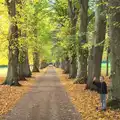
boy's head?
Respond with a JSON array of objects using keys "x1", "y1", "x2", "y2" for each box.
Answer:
[{"x1": 100, "y1": 76, "x2": 104, "y2": 82}]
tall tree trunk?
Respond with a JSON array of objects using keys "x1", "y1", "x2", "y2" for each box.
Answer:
[
  {"x1": 60, "y1": 59, "x2": 64, "y2": 69},
  {"x1": 108, "y1": 0, "x2": 120, "y2": 101},
  {"x1": 74, "y1": 0, "x2": 88, "y2": 84},
  {"x1": 19, "y1": 49, "x2": 31, "y2": 80},
  {"x1": 68, "y1": 0, "x2": 78, "y2": 78},
  {"x1": 40, "y1": 60, "x2": 48, "y2": 69},
  {"x1": 32, "y1": 51, "x2": 40, "y2": 72},
  {"x1": 16, "y1": 0, "x2": 31, "y2": 80},
  {"x1": 87, "y1": 0, "x2": 106, "y2": 88},
  {"x1": 87, "y1": 46, "x2": 94, "y2": 88},
  {"x1": 63, "y1": 57, "x2": 70, "y2": 74},
  {"x1": 69, "y1": 54, "x2": 77, "y2": 78},
  {"x1": 55, "y1": 60, "x2": 60, "y2": 68},
  {"x1": 3, "y1": 0, "x2": 20, "y2": 86},
  {"x1": 69, "y1": 35, "x2": 77, "y2": 78},
  {"x1": 32, "y1": 4, "x2": 41, "y2": 72}
]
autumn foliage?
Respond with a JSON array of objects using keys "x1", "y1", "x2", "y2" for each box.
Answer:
[
  {"x1": 0, "y1": 78, "x2": 34, "y2": 116},
  {"x1": 56, "y1": 68, "x2": 120, "y2": 120},
  {"x1": 0, "y1": 68, "x2": 47, "y2": 117}
]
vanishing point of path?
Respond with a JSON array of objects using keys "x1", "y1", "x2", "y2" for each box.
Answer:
[{"x1": 3, "y1": 67, "x2": 81, "y2": 120}]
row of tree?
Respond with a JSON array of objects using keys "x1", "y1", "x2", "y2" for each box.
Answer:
[
  {"x1": 52, "y1": 0, "x2": 120, "y2": 102},
  {"x1": 2, "y1": 0, "x2": 52, "y2": 85},
  {"x1": 1, "y1": 0, "x2": 120, "y2": 105}
]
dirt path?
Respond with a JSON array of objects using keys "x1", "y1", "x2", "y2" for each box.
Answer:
[{"x1": 3, "y1": 67, "x2": 81, "y2": 120}]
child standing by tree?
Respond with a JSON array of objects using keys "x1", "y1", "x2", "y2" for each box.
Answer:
[{"x1": 93, "y1": 76, "x2": 107, "y2": 111}]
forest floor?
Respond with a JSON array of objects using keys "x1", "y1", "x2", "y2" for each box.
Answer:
[
  {"x1": 0, "y1": 68, "x2": 46, "y2": 117},
  {"x1": 1, "y1": 66, "x2": 119, "y2": 120},
  {"x1": 1, "y1": 66, "x2": 80, "y2": 120},
  {"x1": 56, "y1": 68, "x2": 120, "y2": 120}
]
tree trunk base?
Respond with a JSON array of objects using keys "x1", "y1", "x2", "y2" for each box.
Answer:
[
  {"x1": 32, "y1": 68, "x2": 40, "y2": 72},
  {"x1": 25, "y1": 73, "x2": 32, "y2": 78},
  {"x1": 68, "y1": 75, "x2": 76, "y2": 79},
  {"x1": 73, "y1": 78, "x2": 85, "y2": 84},
  {"x1": 25, "y1": 74, "x2": 31, "y2": 78},
  {"x1": 19, "y1": 77, "x2": 27, "y2": 81},
  {"x1": 107, "y1": 99, "x2": 120, "y2": 110},
  {"x1": 63, "y1": 70, "x2": 69, "y2": 74},
  {"x1": 19, "y1": 73, "x2": 31, "y2": 81},
  {"x1": 32, "y1": 70, "x2": 40, "y2": 72},
  {"x1": 2, "y1": 80, "x2": 21, "y2": 86}
]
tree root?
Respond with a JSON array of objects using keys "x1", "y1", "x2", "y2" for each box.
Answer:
[
  {"x1": 32, "y1": 70, "x2": 40, "y2": 72},
  {"x1": 63, "y1": 70, "x2": 69, "y2": 74},
  {"x1": 19, "y1": 77, "x2": 27, "y2": 81},
  {"x1": 1, "y1": 80, "x2": 21, "y2": 86},
  {"x1": 73, "y1": 78, "x2": 85, "y2": 84},
  {"x1": 68, "y1": 76, "x2": 76, "y2": 79},
  {"x1": 107, "y1": 99, "x2": 120, "y2": 109}
]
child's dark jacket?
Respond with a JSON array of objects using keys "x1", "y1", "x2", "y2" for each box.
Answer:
[{"x1": 93, "y1": 81, "x2": 107, "y2": 94}]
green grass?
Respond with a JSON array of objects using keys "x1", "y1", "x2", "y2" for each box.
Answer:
[{"x1": 101, "y1": 63, "x2": 111, "y2": 75}]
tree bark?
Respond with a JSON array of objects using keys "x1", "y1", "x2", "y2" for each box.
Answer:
[
  {"x1": 87, "y1": 0, "x2": 106, "y2": 88},
  {"x1": 63, "y1": 57, "x2": 70, "y2": 74},
  {"x1": 87, "y1": 46, "x2": 94, "y2": 88},
  {"x1": 32, "y1": 51, "x2": 40, "y2": 72},
  {"x1": 3, "y1": 0, "x2": 20, "y2": 86},
  {"x1": 55, "y1": 60, "x2": 60, "y2": 68},
  {"x1": 60, "y1": 59, "x2": 64, "y2": 69},
  {"x1": 68, "y1": 0, "x2": 78, "y2": 78},
  {"x1": 40, "y1": 60, "x2": 48, "y2": 69},
  {"x1": 75, "y1": 0, "x2": 89, "y2": 84},
  {"x1": 16, "y1": 0, "x2": 31, "y2": 80},
  {"x1": 19, "y1": 49, "x2": 31, "y2": 80},
  {"x1": 69, "y1": 54, "x2": 77, "y2": 78},
  {"x1": 108, "y1": 0, "x2": 120, "y2": 100}
]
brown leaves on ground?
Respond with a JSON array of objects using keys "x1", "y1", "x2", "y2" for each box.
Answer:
[
  {"x1": 56, "y1": 68, "x2": 120, "y2": 120},
  {"x1": 0, "y1": 68, "x2": 47, "y2": 116},
  {"x1": 0, "y1": 78, "x2": 34, "y2": 116}
]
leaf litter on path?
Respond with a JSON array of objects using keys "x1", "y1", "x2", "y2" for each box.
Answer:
[
  {"x1": 56, "y1": 68, "x2": 120, "y2": 120},
  {"x1": 0, "y1": 68, "x2": 47, "y2": 117},
  {"x1": 0, "y1": 78, "x2": 34, "y2": 116}
]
